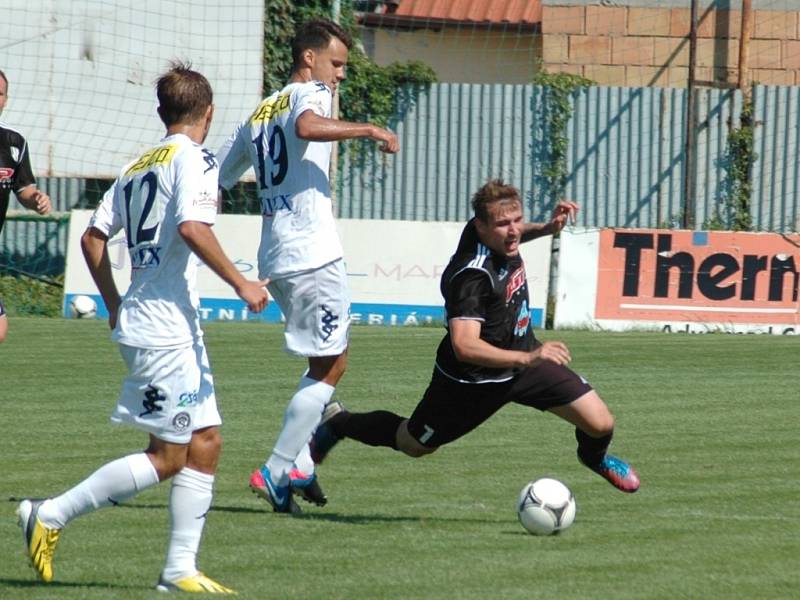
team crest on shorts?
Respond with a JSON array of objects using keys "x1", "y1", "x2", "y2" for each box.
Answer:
[{"x1": 172, "y1": 412, "x2": 192, "y2": 431}]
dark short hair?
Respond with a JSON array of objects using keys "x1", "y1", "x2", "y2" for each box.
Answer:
[
  {"x1": 0, "y1": 69, "x2": 8, "y2": 90},
  {"x1": 155, "y1": 61, "x2": 212, "y2": 127},
  {"x1": 471, "y1": 179, "x2": 522, "y2": 222},
  {"x1": 292, "y1": 19, "x2": 353, "y2": 68}
]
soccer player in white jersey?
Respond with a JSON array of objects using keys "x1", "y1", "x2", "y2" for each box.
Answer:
[
  {"x1": 16, "y1": 62, "x2": 269, "y2": 593},
  {"x1": 217, "y1": 18, "x2": 399, "y2": 513}
]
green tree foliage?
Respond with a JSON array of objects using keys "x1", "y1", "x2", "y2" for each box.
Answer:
[
  {"x1": 532, "y1": 69, "x2": 595, "y2": 205},
  {"x1": 708, "y1": 98, "x2": 755, "y2": 231}
]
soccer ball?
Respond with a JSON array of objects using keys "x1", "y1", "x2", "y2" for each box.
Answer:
[
  {"x1": 69, "y1": 295, "x2": 97, "y2": 319},
  {"x1": 517, "y1": 477, "x2": 576, "y2": 536}
]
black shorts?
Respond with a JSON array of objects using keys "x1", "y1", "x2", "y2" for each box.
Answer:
[{"x1": 406, "y1": 361, "x2": 593, "y2": 448}]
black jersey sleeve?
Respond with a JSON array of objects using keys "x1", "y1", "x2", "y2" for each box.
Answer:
[
  {"x1": 13, "y1": 139, "x2": 35, "y2": 192},
  {"x1": 445, "y1": 268, "x2": 492, "y2": 320}
]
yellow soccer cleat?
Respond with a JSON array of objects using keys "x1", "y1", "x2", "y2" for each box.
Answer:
[
  {"x1": 156, "y1": 572, "x2": 237, "y2": 594},
  {"x1": 17, "y1": 499, "x2": 61, "y2": 583}
]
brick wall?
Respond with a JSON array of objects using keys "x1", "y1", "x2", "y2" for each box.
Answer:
[{"x1": 542, "y1": 5, "x2": 800, "y2": 87}]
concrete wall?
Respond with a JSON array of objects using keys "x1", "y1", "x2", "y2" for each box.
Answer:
[
  {"x1": 363, "y1": 28, "x2": 541, "y2": 84},
  {"x1": 542, "y1": 4, "x2": 800, "y2": 87}
]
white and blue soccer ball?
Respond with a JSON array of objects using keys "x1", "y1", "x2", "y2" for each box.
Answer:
[
  {"x1": 69, "y1": 295, "x2": 97, "y2": 319},
  {"x1": 517, "y1": 477, "x2": 576, "y2": 536}
]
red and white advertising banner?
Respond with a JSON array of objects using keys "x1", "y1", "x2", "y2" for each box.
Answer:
[{"x1": 555, "y1": 228, "x2": 800, "y2": 335}]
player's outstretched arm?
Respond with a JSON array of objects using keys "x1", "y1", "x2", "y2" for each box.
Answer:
[
  {"x1": 520, "y1": 200, "x2": 579, "y2": 243},
  {"x1": 81, "y1": 227, "x2": 121, "y2": 329},
  {"x1": 295, "y1": 110, "x2": 399, "y2": 153},
  {"x1": 178, "y1": 221, "x2": 269, "y2": 313},
  {"x1": 450, "y1": 319, "x2": 572, "y2": 369}
]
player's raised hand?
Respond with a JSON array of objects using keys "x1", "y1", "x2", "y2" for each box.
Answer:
[
  {"x1": 237, "y1": 278, "x2": 270, "y2": 313},
  {"x1": 549, "y1": 200, "x2": 579, "y2": 233},
  {"x1": 528, "y1": 340, "x2": 572, "y2": 367}
]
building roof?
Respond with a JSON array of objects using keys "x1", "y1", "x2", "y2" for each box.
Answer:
[{"x1": 359, "y1": 0, "x2": 542, "y2": 31}]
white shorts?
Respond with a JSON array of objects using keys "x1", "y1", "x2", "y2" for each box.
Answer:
[
  {"x1": 268, "y1": 259, "x2": 351, "y2": 357},
  {"x1": 113, "y1": 340, "x2": 221, "y2": 444}
]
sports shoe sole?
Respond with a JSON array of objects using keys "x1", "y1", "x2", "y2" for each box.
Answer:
[{"x1": 291, "y1": 477, "x2": 328, "y2": 507}]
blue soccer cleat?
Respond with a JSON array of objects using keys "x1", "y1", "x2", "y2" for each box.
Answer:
[
  {"x1": 249, "y1": 465, "x2": 301, "y2": 514},
  {"x1": 582, "y1": 454, "x2": 640, "y2": 493}
]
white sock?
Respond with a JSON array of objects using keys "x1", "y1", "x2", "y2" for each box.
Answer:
[
  {"x1": 267, "y1": 376, "x2": 334, "y2": 485},
  {"x1": 294, "y1": 442, "x2": 315, "y2": 476},
  {"x1": 38, "y1": 453, "x2": 159, "y2": 529},
  {"x1": 162, "y1": 467, "x2": 214, "y2": 582}
]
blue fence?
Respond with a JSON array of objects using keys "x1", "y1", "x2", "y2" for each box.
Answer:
[{"x1": 338, "y1": 83, "x2": 797, "y2": 232}]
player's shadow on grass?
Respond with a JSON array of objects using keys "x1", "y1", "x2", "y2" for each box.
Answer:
[
  {"x1": 115, "y1": 501, "x2": 425, "y2": 524},
  {"x1": 8, "y1": 497, "x2": 504, "y2": 525},
  {"x1": 0, "y1": 577, "x2": 143, "y2": 591}
]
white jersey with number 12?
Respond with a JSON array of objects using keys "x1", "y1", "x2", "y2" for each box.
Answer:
[{"x1": 89, "y1": 133, "x2": 219, "y2": 349}]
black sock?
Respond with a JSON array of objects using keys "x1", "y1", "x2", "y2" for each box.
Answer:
[
  {"x1": 332, "y1": 411, "x2": 405, "y2": 450},
  {"x1": 575, "y1": 428, "x2": 613, "y2": 470}
]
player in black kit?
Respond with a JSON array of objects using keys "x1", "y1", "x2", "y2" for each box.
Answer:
[
  {"x1": 0, "y1": 69, "x2": 52, "y2": 342},
  {"x1": 311, "y1": 179, "x2": 640, "y2": 493}
]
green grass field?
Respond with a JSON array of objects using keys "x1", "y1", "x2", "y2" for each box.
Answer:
[{"x1": 1, "y1": 318, "x2": 798, "y2": 599}]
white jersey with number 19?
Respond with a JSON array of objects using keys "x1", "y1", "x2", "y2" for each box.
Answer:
[
  {"x1": 89, "y1": 133, "x2": 220, "y2": 349},
  {"x1": 217, "y1": 80, "x2": 343, "y2": 280}
]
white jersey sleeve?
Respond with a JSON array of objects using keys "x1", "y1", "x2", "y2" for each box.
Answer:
[
  {"x1": 174, "y1": 146, "x2": 219, "y2": 226},
  {"x1": 217, "y1": 119, "x2": 252, "y2": 191},
  {"x1": 88, "y1": 179, "x2": 123, "y2": 238},
  {"x1": 292, "y1": 82, "x2": 330, "y2": 120}
]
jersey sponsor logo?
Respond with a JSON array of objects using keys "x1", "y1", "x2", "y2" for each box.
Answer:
[
  {"x1": 177, "y1": 391, "x2": 199, "y2": 407},
  {"x1": 506, "y1": 266, "x2": 526, "y2": 302},
  {"x1": 193, "y1": 189, "x2": 217, "y2": 209},
  {"x1": 0, "y1": 167, "x2": 13, "y2": 181},
  {"x1": 124, "y1": 144, "x2": 178, "y2": 176},
  {"x1": 514, "y1": 300, "x2": 531, "y2": 337},
  {"x1": 260, "y1": 193, "x2": 293, "y2": 216},
  {"x1": 251, "y1": 93, "x2": 291, "y2": 125},
  {"x1": 131, "y1": 244, "x2": 162, "y2": 270}
]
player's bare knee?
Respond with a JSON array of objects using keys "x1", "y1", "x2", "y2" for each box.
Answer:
[
  {"x1": 402, "y1": 444, "x2": 437, "y2": 458},
  {"x1": 186, "y1": 427, "x2": 222, "y2": 474},
  {"x1": 147, "y1": 451, "x2": 186, "y2": 480},
  {"x1": 396, "y1": 420, "x2": 436, "y2": 458},
  {"x1": 585, "y1": 412, "x2": 615, "y2": 438},
  {"x1": 308, "y1": 352, "x2": 348, "y2": 385}
]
